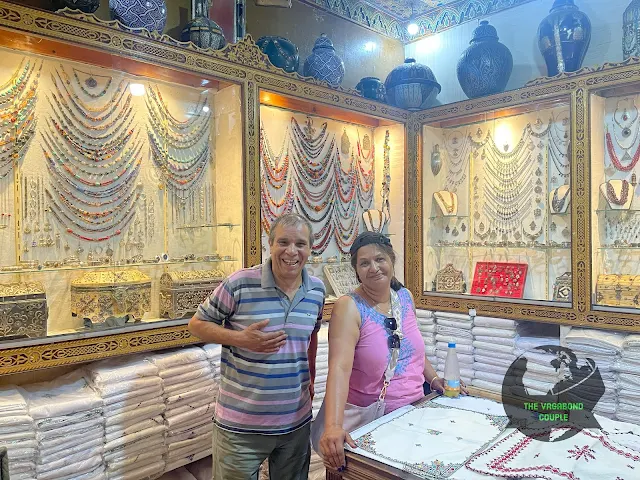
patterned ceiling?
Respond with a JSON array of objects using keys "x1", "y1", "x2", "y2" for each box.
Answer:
[{"x1": 298, "y1": 0, "x2": 537, "y2": 43}]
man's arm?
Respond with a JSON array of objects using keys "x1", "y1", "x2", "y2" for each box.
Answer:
[{"x1": 307, "y1": 328, "x2": 319, "y2": 399}]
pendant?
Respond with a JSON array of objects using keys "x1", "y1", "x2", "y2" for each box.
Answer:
[
  {"x1": 623, "y1": 127, "x2": 632, "y2": 138},
  {"x1": 431, "y1": 144, "x2": 442, "y2": 176}
]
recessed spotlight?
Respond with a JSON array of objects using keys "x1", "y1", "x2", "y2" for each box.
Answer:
[
  {"x1": 130, "y1": 83, "x2": 145, "y2": 96},
  {"x1": 364, "y1": 41, "x2": 376, "y2": 52},
  {"x1": 407, "y1": 23, "x2": 419, "y2": 36},
  {"x1": 202, "y1": 105, "x2": 210, "y2": 113}
]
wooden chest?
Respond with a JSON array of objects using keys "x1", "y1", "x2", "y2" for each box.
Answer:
[
  {"x1": 159, "y1": 269, "x2": 225, "y2": 319},
  {"x1": 595, "y1": 274, "x2": 640, "y2": 307},
  {"x1": 71, "y1": 270, "x2": 151, "y2": 326},
  {"x1": 0, "y1": 281, "x2": 47, "y2": 339}
]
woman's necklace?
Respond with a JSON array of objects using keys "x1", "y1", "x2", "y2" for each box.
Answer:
[{"x1": 606, "y1": 180, "x2": 630, "y2": 205}]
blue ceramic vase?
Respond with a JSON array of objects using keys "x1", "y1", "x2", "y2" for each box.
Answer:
[
  {"x1": 181, "y1": 0, "x2": 225, "y2": 49},
  {"x1": 538, "y1": 0, "x2": 591, "y2": 76},
  {"x1": 53, "y1": 0, "x2": 100, "y2": 13},
  {"x1": 109, "y1": 0, "x2": 167, "y2": 33},
  {"x1": 384, "y1": 58, "x2": 441, "y2": 110},
  {"x1": 356, "y1": 77, "x2": 385, "y2": 101},
  {"x1": 457, "y1": 21, "x2": 513, "y2": 99},
  {"x1": 256, "y1": 36, "x2": 299, "y2": 74},
  {"x1": 303, "y1": 34, "x2": 345, "y2": 86}
]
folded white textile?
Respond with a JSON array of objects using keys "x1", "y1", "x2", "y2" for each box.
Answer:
[
  {"x1": 165, "y1": 451, "x2": 211, "y2": 474},
  {"x1": 202, "y1": 343, "x2": 222, "y2": 359},
  {"x1": 148, "y1": 347, "x2": 208, "y2": 370},
  {"x1": 0, "y1": 415, "x2": 32, "y2": 427},
  {"x1": 617, "y1": 373, "x2": 640, "y2": 389},
  {"x1": 36, "y1": 453, "x2": 102, "y2": 479},
  {"x1": 472, "y1": 326, "x2": 517, "y2": 338},
  {"x1": 104, "y1": 410, "x2": 164, "y2": 435},
  {"x1": 163, "y1": 375, "x2": 215, "y2": 396},
  {"x1": 473, "y1": 362, "x2": 510, "y2": 376},
  {"x1": 0, "y1": 439, "x2": 36, "y2": 452},
  {"x1": 166, "y1": 384, "x2": 216, "y2": 405},
  {"x1": 36, "y1": 415, "x2": 104, "y2": 440},
  {"x1": 436, "y1": 353, "x2": 473, "y2": 367},
  {"x1": 104, "y1": 424, "x2": 166, "y2": 452},
  {"x1": 474, "y1": 355, "x2": 513, "y2": 369},
  {"x1": 38, "y1": 428, "x2": 103, "y2": 454},
  {"x1": 166, "y1": 393, "x2": 212, "y2": 413},
  {"x1": 105, "y1": 450, "x2": 158, "y2": 473},
  {"x1": 105, "y1": 433, "x2": 165, "y2": 460},
  {"x1": 0, "y1": 447, "x2": 34, "y2": 462},
  {"x1": 593, "y1": 402, "x2": 617, "y2": 415},
  {"x1": 103, "y1": 397, "x2": 161, "y2": 417},
  {"x1": 95, "y1": 376, "x2": 163, "y2": 398},
  {"x1": 613, "y1": 359, "x2": 640, "y2": 375},
  {"x1": 157, "y1": 360, "x2": 211, "y2": 379},
  {"x1": 107, "y1": 461, "x2": 165, "y2": 480},
  {"x1": 162, "y1": 367, "x2": 214, "y2": 388},
  {"x1": 472, "y1": 341, "x2": 514, "y2": 354},
  {"x1": 515, "y1": 335, "x2": 560, "y2": 351},
  {"x1": 315, "y1": 354, "x2": 328, "y2": 363},
  {"x1": 474, "y1": 348, "x2": 516, "y2": 361},
  {"x1": 415, "y1": 309, "x2": 434, "y2": 318},
  {"x1": 616, "y1": 411, "x2": 640, "y2": 425},
  {"x1": 39, "y1": 437, "x2": 104, "y2": 464},
  {"x1": 473, "y1": 335, "x2": 516, "y2": 347},
  {"x1": 434, "y1": 311, "x2": 472, "y2": 321},
  {"x1": 473, "y1": 316, "x2": 516, "y2": 329},
  {"x1": 435, "y1": 333, "x2": 473, "y2": 346},
  {"x1": 35, "y1": 407, "x2": 102, "y2": 432},
  {"x1": 167, "y1": 416, "x2": 213, "y2": 437},
  {"x1": 0, "y1": 430, "x2": 34, "y2": 443},
  {"x1": 102, "y1": 385, "x2": 162, "y2": 405},
  {"x1": 436, "y1": 318, "x2": 473, "y2": 330},
  {"x1": 43, "y1": 462, "x2": 104, "y2": 480},
  {"x1": 417, "y1": 318, "x2": 435, "y2": 327},
  {"x1": 7, "y1": 461, "x2": 35, "y2": 474},
  {"x1": 104, "y1": 403, "x2": 165, "y2": 427},
  {"x1": 167, "y1": 439, "x2": 211, "y2": 460},
  {"x1": 621, "y1": 350, "x2": 640, "y2": 362},
  {"x1": 617, "y1": 394, "x2": 640, "y2": 408},
  {"x1": 436, "y1": 342, "x2": 474, "y2": 354},
  {"x1": 437, "y1": 325, "x2": 473, "y2": 338},
  {"x1": 0, "y1": 386, "x2": 28, "y2": 415},
  {"x1": 167, "y1": 423, "x2": 212, "y2": 443},
  {"x1": 566, "y1": 327, "x2": 626, "y2": 353},
  {"x1": 167, "y1": 432, "x2": 210, "y2": 452},
  {"x1": 86, "y1": 356, "x2": 158, "y2": 386},
  {"x1": 102, "y1": 436, "x2": 166, "y2": 463},
  {"x1": 165, "y1": 404, "x2": 215, "y2": 428},
  {"x1": 419, "y1": 324, "x2": 436, "y2": 333},
  {"x1": 166, "y1": 398, "x2": 215, "y2": 419},
  {"x1": 107, "y1": 457, "x2": 164, "y2": 478},
  {"x1": 105, "y1": 415, "x2": 164, "y2": 442},
  {"x1": 423, "y1": 345, "x2": 436, "y2": 356},
  {"x1": 22, "y1": 375, "x2": 102, "y2": 419},
  {"x1": 505, "y1": 375, "x2": 556, "y2": 393}
]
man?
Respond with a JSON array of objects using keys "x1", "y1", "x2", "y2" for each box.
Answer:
[{"x1": 189, "y1": 213, "x2": 325, "y2": 480}]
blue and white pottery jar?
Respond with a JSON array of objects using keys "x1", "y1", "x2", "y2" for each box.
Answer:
[
  {"x1": 303, "y1": 34, "x2": 345, "y2": 86},
  {"x1": 457, "y1": 20, "x2": 513, "y2": 99},
  {"x1": 53, "y1": 0, "x2": 100, "y2": 13},
  {"x1": 109, "y1": 0, "x2": 167, "y2": 33},
  {"x1": 181, "y1": 0, "x2": 225, "y2": 49}
]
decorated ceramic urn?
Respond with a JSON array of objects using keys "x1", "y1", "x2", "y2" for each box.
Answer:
[
  {"x1": 303, "y1": 34, "x2": 345, "y2": 86},
  {"x1": 109, "y1": 0, "x2": 167, "y2": 33},
  {"x1": 384, "y1": 58, "x2": 441, "y2": 110}
]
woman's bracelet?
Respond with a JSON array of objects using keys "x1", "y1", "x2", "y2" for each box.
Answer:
[{"x1": 429, "y1": 376, "x2": 440, "y2": 390}]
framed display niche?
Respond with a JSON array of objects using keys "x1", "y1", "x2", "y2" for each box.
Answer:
[
  {"x1": 0, "y1": 3, "x2": 252, "y2": 374},
  {"x1": 258, "y1": 91, "x2": 407, "y2": 304}
]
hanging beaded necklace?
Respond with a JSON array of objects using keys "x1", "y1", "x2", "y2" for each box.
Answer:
[
  {"x1": 49, "y1": 92, "x2": 133, "y2": 133},
  {"x1": 147, "y1": 85, "x2": 209, "y2": 130},
  {"x1": 605, "y1": 180, "x2": 630, "y2": 205},
  {"x1": 435, "y1": 191, "x2": 455, "y2": 214},
  {"x1": 53, "y1": 70, "x2": 128, "y2": 118},
  {"x1": 71, "y1": 67, "x2": 113, "y2": 98},
  {"x1": 551, "y1": 187, "x2": 571, "y2": 213},
  {"x1": 605, "y1": 126, "x2": 640, "y2": 172}
]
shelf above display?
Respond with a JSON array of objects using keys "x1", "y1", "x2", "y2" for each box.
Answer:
[
  {"x1": 0, "y1": 257, "x2": 237, "y2": 275},
  {"x1": 433, "y1": 242, "x2": 571, "y2": 250},
  {"x1": 175, "y1": 222, "x2": 240, "y2": 230},
  {"x1": 429, "y1": 215, "x2": 470, "y2": 220}
]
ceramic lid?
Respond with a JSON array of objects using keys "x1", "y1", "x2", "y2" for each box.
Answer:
[
  {"x1": 384, "y1": 58, "x2": 441, "y2": 91},
  {"x1": 313, "y1": 33, "x2": 336, "y2": 51},
  {"x1": 471, "y1": 20, "x2": 499, "y2": 42}
]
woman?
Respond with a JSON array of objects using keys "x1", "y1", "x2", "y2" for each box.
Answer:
[{"x1": 318, "y1": 232, "x2": 466, "y2": 471}]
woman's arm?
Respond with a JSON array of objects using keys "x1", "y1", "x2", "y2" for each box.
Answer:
[
  {"x1": 423, "y1": 356, "x2": 442, "y2": 393},
  {"x1": 320, "y1": 295, "x2": 361, "y2": 470}
]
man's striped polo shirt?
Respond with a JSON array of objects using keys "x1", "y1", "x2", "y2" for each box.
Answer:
[{"x1": 196, "y1": 258, "x2": 326, "y2": 435}]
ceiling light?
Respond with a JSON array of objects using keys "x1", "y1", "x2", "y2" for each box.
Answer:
[
  {"x1": 202, "y1": 105, "x2": 210, "y2": 113},
  {"x1": 364, "y1": 41, "x2": 376, "y2": 52},
  {"x1": 130, "y1": 83, "x2": 145, "y2": 96},
  {"x1": 407, "y1": 23, "x2": 419, "y2": 36}
]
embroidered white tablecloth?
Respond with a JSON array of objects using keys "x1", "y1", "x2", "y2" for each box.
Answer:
[
  {"x1": 466, "y1": 421, "x2": 640, "y2": 479},
  {"x1": 346, "y1": 396, "x2": 509, "y2": 479}
]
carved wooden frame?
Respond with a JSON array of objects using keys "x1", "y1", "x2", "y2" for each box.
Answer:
[
  {"x1": 0, "y1": 2, "x2": 400, "y2": 374},
  {"x1": 407, "y1": 58, "x2": 640, "y2": 332}
]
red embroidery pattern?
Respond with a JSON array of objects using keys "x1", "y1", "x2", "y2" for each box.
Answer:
[{"x1": 567, "y1": 445, "x2": 596, "y2": 462}]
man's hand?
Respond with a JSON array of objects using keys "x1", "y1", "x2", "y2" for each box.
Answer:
[
  {"x1": 238, "y1": 319, "x2": 287, "y2": 353},
  {"x1": 309, "y1": 382, "x2": 315, "y2": 401}
]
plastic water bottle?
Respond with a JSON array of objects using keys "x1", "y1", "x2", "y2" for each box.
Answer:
[{"x1": 444, "y1": 342, "x2": 461, "y2": 398}]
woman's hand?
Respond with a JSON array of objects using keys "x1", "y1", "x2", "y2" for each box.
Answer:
[
  {"x1": 431, "y1": 377, "x2": 468, "y2": 395},
  {"x1": 320, "y1": 424, "x2": 357, "y2": 471}
]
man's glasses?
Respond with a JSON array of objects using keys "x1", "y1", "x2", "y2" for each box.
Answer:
[{"x1": 385, "y1": 317, "x2": 400, "y2": 349}]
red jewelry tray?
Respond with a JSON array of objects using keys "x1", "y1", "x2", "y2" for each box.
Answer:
[{"x1": 471, "y1": 262, "x2": 528, "y2": 298}]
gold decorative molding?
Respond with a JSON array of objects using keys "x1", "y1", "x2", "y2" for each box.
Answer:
[{"x1": 0, "y1": 325, "x2": 197, "y2": 375}]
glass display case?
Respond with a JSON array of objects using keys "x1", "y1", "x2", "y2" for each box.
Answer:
[
  {"x1": 591, "y1": 85, "x2": 640, "y2": 313},
  {"x1": 0, "y1": 46, "x2": 244, "y2": 342},
  {"x1": 421, "y1": 98, "x2": 572, "y2": 305},
  {"x1": 258, "y1": 92, "x2": 406, "y2": 301}
]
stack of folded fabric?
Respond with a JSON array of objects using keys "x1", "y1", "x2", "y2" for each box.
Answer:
[
  {"x1": 85, "y1": 355, "x2": 166, "y2": 480},
  {"x1": 0, "y1": 386, "x2": 36, "y2": 480},
  {"x1": 613, "y1": 333, "x2": 640, "y2": 424},
  {"x1": 471, "y1": 316, "x2": 519, "y2": 394},
  {"x1": 434, "y1": 311, "x2": 474, "y2": 384},
  {"x1": 566, "y1": 327, "x2": 625, "y2": 418},
  {"x1": 416, "y1": 309, "x2": 437, "y2": 368},
  {"x1": 23, "y1": 373, "x2": 105, "y2": 480},
  {"x1": 149, "y1": 347, "x2": 216, "y2": 472},
  {"x1": 201, "y1": 343, "x2": 222, "y2": 392},
  {"x1": 312, "y1": 325, "x2": 329, "y2": 419}
]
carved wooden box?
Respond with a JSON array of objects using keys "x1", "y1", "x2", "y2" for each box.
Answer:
[
  {"x1": 71, "y1": 270, "x2": 151, "y2": 325},
  {"x1": 159, "y1": 269, "x2": 225, "y2": 319},
  {"x1": 0, "y1": 281, "x2": 47, "y2": 339},
  {"x1": 596, "y1": 274, "x2": 640, "y2": 307},
  {"x1": 434, "y1": 264, "x2": 465, "y2": 293}
]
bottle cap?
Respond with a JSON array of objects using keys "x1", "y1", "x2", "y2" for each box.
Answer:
[{"x1": 448, "y1": 342, "x2": 456, "y2": 348}]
